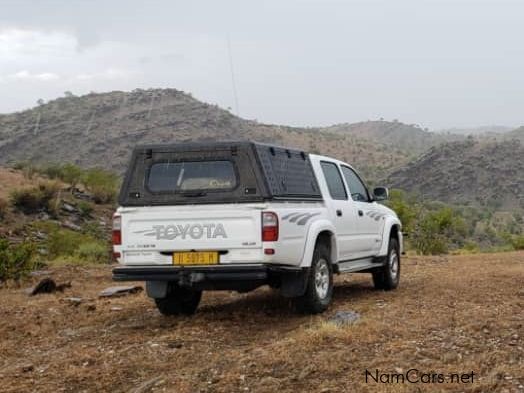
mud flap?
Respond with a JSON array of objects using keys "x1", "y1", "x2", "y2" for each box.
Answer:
[
  {"x1": 146, "y1": 281, "x2": 168, "y2": 299},
  {"x1": 277, "y1": 268, "x2": 310, "y2": 298}
]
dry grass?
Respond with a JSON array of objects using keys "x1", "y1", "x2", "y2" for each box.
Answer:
[
  {"x1": 0, "y1": 168, "x2": 42, "y2": 201},
  {"x1": 0, "y1": 252, "x2": 522, "y2": 392}
]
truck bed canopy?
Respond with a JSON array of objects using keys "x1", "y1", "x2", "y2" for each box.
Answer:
[{"x1": 118, "y1": 141, "x2": 322, "y2": 206}]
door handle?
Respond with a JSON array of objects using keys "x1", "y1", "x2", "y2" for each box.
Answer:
[
  {"x1": 358, "y1": 210, "x2": 364, "y2": 217},
  {"x1": 336, "y1": 209, "x2": 343, "y2": 217}
]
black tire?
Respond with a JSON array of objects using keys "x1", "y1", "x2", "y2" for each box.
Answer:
[
  {"x1": 295, "y1": 241, "x2": 333, "y2": 314},
  {"x1": 372, "y1": 237, "x2": 400, "y2": 290},
  {"x1": 154, "y1": 282, "x2": 202, "y2": 316}
]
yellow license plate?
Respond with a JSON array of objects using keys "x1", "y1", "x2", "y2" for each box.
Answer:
[{"x1": 173, "y1": 251, "x2": 219, "y2": 265}]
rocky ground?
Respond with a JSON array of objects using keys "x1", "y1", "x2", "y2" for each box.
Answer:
[{"x1": 0, "y1": 252, "x2": 523, "y2": 393}]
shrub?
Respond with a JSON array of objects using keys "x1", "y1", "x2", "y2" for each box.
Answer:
[
  {"x1": 60, "y1": 163, "x2": 84, "y2": 189},
  {"x1": 0, "y1": 239, "x2": 36, "y2": 282},
  {"x1": 0, "y1": 198, "x2": 7, "y2": 220},
  {"x1": 82, "y1": 168, "x2": 119, "y2": 204},
  {"x1": 10, "y1": 182, "x2": 61, "y2": 214},
  {"x1": 45, "y1": 226, "x2": 108, "y2": 263},
  {"x1": 411, "y1": 208, "x2": 466, "y2": 255},
  {"x1": 40, "y1": 162, "x2": 63, "y2": 180},
  {"x1": 47, "y1": 228, "x2": 87, "y2": 259},
  {"x1": 510, "y1": 235, "x2": 524, "y2": 250},
  {"x1": 75, "y1": 242, "x2": 109, "y2": 263},
  {"x1": 386, "y1": 189, "x2": 418, "y2": 234},
  {"x1": 77, "y1": 201, "x2": 93, "y2": 218},
  {"x1": 83, "y1": 221, "x2": 106, "y2": 240}
]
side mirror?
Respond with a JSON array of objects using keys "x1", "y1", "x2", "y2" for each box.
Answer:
[{"x1": 373, "y1": 186, "x2": 389, "y2": 201}]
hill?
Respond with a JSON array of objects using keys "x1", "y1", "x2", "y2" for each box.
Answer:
[
  {"x1": 0, "y1": 89, "x2": 414, "y2": 181},
  {"x1": 323, "y1": 120, "x2": 461, "y2": 157},
  {"x1": 436, "y1": 125, "x2": 513, "y2": 136},
  {"x1": 505, "y1": 126, "x2": 524, "y2": 142},
  {"x1": 386, "y1": 139, "x2": 524, "y2": 209}
]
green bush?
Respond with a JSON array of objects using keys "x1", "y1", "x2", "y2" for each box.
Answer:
[
  {"x1": 386, "y1": 189, "x2": 418, "y2": 234},
  {"x1": 77, "y1": 201, "x2": 93, "y2": 218},
  {"x1": 47, "y1": 228, "x2": 87, "y2": 259},
  {"x1": 0, "y1": 239, "x2": 36, "y2": 282},
  {"x1": 45, "y1": 225, "x2": 108, "y2": 263},
  {"x1": 411, "y1": 208, "x2": 467, "y2": 255},
  {"x1": 10, "y1": 182, "x2": 60, "y2": 214},
  {"x1": 510, "y1": 235, "x2": 524, "y2": 250},
  {"x1": 40, "y1": 162, "x2": 63, "y2": 180},
  {"x1": 75, "y1": 242, "x2": 109, "y2": 263},
  {"x1": 83, "y1": 221, "x2": 106, "y2": 240},
  {"x1": 82, "y1": 168, "x2": 119, "y2": 204}
]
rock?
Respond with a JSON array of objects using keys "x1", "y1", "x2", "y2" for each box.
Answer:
[
  {"x1": 129, "y1": 376, "x2": 164, "y2": 393},
  {"x1": 259, "y1": 376, "x2": 281, "y2": 388},
  {"x1": 110, "y1": 306, "x2": 123, "y2": 312},
  {"x1": 99, "y1": 285, "x2": 143, "y2": 298},
  {"x1": 21, "y1": 364, "x2": 34, "y2": 373},
  {"x1": 61, "y1": 202, "x2": 77, "y2": 213},
  {"x1": 29, "y1": 270, "x2": 51, "y2": 277},
  {"x1": 328, "y1": 310, "x2": 360, "y2": 326},
  {"x1": 65, "y1": 297, "x2": 83, "y2": 305},
  {"x1": 37, "y1": 212, "x2": 51, "y2": 221},
  {"x1": 167, "y1": 340, "x2": 183, "y2": 349},
  {"x1": 62, "y1": 220, "x2": 82, "y2": 231},
  {"x1": 27, "y1": 278, "x2": 71, "y2": 296}
]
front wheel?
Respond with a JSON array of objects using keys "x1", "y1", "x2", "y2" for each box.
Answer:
[
  {"x1": 295, "y1": 242, "x2": 333, "y2": 314},
  {"x1": 372, "y1": 237, "x2": 400, "y2": 290},
  {"x1": 154, "y1": 282, "x2": 202, "y2": 316}
]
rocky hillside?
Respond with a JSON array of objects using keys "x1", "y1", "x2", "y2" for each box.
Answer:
[
  {"x1": 386, "y1": 139, "x2": 524, "y2": 208},
  {"x1": 505, "y1": 126, "x2": 524, "y2": 142},
  {"x1": 323, "y1": 120, "x2": 461, "y2": 157},
  {"x1": 0, "y1": 89, "x2": 417, "y2": 181}
]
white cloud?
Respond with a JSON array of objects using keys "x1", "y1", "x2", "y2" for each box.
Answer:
[
  {"x1": 0, "y1": 28, "x2": 77, "y2": 60},
  {"x1": 8, "y1": 70, "x2": 60, "y2": 81},
  {"x1": 75, "y1": 68, "x2": 136, "y2": 81}
]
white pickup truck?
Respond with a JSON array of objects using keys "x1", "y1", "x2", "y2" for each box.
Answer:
[{"x1": 112, "y1": 142, "x2": 403, "y2": 315}]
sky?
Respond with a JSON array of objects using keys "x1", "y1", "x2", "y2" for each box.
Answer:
[{"x1": 0, "y1": 0, "x2": 523, "y2": 129}]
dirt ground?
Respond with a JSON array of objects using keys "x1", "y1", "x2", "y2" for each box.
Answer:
[{"x1": 0, "y1": 252, "x2": 523, "y2": 393}]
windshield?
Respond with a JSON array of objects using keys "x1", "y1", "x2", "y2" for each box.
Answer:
[{"x1": 147, "y1": 161, "x2": 237, "y2": 193}]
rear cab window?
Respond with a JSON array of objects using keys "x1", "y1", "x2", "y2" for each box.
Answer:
[
  {"x1": 148, "y1": 161, "x2": 237, "y2": 193},
  {"x1": 320, "y1": 161, "x2": 347, "y2": 200}
]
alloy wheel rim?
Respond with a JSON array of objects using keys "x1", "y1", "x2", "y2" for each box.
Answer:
[
  {"x1": 389, "y1": 251, "x2": 399, "y2": 279},
  {"x1": 315, "y1": 259, "x2": 330, "y2": 299}
]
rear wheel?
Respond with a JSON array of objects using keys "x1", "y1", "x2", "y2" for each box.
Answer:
[
  {"x1": 295, "y1": 242, "x2": 333, "y2": 314},
  {"x1": 372, "y1": 237, "x2": 400, "y2": 290},
  {"x1": 154, "y1": 282, "x2": 202, "y2": 316}
]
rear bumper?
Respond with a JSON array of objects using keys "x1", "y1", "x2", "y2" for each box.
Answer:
[
  {"x1": 112, "y1": 264, "x2": 308, "y2": 297},
  {"x1": 113, "y1": 264, "x2": 274, "y2": 282}
]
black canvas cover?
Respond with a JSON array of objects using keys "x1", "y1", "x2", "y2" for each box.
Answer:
[{"x1": 119, "y1": 141, "x2": 322, "y2": 206}]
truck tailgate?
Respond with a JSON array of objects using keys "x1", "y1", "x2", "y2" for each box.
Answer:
[{"x1": 120, "y1": 205, "x2": 263, "y2": 265}]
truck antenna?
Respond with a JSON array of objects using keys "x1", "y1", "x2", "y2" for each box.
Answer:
[{"x1": 227, "y1": 34, "x2": 240, "y2": 116}]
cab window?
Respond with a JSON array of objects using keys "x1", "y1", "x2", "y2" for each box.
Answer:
[
  {"x1": 320, "y1": 161, "x2": 347, "y2": 200},
  {"x1": 341, "y1": 166, "x2": 370, "y2": 202}
]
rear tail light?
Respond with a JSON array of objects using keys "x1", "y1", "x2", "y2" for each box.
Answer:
[
  {"x1": 112, "y1": 213, "x2": 122, "y2": 246},
  {"x1": 262, "y1": 212, "x2": 279, "y2": 242}
]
